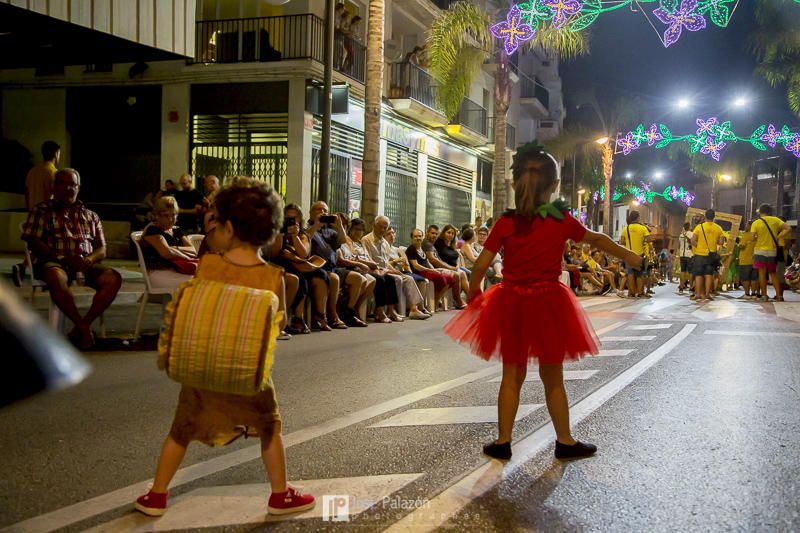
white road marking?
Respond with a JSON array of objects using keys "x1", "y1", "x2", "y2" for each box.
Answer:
[
  {"x1": 704, "y1": 330, "x2": 800, "y2": 337},
  {"x1": 384, "y1": 324, "x2": 697, "y2": 532},
  {"x1": 774, "y1": 303, "x2": 800, "y2": 324},
  {"x1": 580, "y1": 297, "x2": 617, "y2": 308},
  {"x1": 627, "y1": 323, "x2": 672, "y2": 330},
  {"x1": 487, "y1": 370, "x2": 598, "y2": 382},
  {"x1": 599, "y1": 335, "x2": 656, "y2": 341},
  {"x1": 5, "y1": 366, "x2": 502, "y2": 533},
  {"x1": 597, "y1": 349, "x2": 635, "y2": 357},
  {"x1": 83, "y1": 473, "x2": 423, "y2": 532},
  {"x1": 369, "y1": 405, "x2": 543, "y2": 428},
  {"x1": 594, "y1": 321, "x2": 627, "y2": 336}
]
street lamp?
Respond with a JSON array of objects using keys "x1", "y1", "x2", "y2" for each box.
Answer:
[
  {"x1": 733, "y1": 97, "x2": 747, "y2": 108},
  {"x1": 676, "y1": 98, "x2": 691, "y2": 109},
  {"x1": 721, "y1": 174, "x2": 733, "y2": 182},
  {"x1": 654, "y1": 171, "x2": 664, "y2": 180}
]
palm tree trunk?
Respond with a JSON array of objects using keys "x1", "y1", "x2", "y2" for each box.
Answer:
[
  {"x1": 492, "y1": 53, "x2": 510, "y2": 221},
  {"x1": 601, "y1": 142, "x2": 613, "y2": 236},
  {"x1": 361, "y1": 0, "x2": 384, "y2": 227}
]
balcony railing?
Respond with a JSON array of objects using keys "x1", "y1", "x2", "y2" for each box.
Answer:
[
  {"x1": 194, "y1": 14, "x2": 365, "y2": 83},
  {"x1": 456, "y1": 98, "x2": 488, "y2": 137},
  {"x1": 487, "y1": 118, "x2": 516, "y2": 149},
  {"x1": 521, "y1": 75, "x2": 550, "y2": 110},
  {"x1": 388, "y1": 62, "x2": 442, "y2": 113}
]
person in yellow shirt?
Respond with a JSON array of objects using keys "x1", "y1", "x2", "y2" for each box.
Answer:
[
  {"x1": 690, "y1": 209, "x2": 725, "y2": 301},
  {"x1": 752, "y1": 203, "x2": 792, "y2": 302},
  {"x1": 737, "y1": 221, "x2": 757, "y2": 299},
  {"x1": 14, "y1": 141, "x2": 61, "y2": 286},
  {"x1": 620, "y1": 210, "x2": 651, "y2": 298}
]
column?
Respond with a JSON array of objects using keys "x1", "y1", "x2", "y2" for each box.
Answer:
[
  {"x1": 286, "y1": 78, "x2": 313, "y2": 214},
  {"x1": 416, "y1": 153, "x2": 428, "y2": 230},
  {"x1": 161, "y1": 83, "x2": 190, "y2": 185}
]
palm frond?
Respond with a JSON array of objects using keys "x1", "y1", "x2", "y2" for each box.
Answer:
[
  {"x1": 788, "y1": 74, "x2": 800, "y2": 114},
  {"x1": 427, "y1": 1, "x2": 491, "y2": 119},
  {"x1": 528, "y1": 25, "x2": 591, "y2": 59}
]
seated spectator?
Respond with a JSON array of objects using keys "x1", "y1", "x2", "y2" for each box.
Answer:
[
  {"x1": 21, "y1": 169, "x2": 122, "y2": 350},
  {"x1": 269, "y1": 203, "x2": 347, "y2": 333},
  {"x1": 140, "y1": 196, "x2": 198, "y2": 287},
  {"x1": 407, "y1": 228, "x2": 465, "y2": 308},
  {"x1": 308, "y1": 201, "x2": 368, "y2": 327},
  {"x1": 339, "y1": 219, "x2": 403, "y2": 323},
  {"x1": 589, "y1": 250, "x2": 616, "y2": 294},
  {"x1": 456, "y1": 223, "x2": 472, "y2": 250},
  {"x1": 431, "y1": 224, "x2": 470, "y2": 297},
  {"x1": 459, "y1": 227, "x2": 477, "y2": 273},
  {"x1": 174, "y1": 173, "x2": 205, "y2": 233},
  {"x1": 362, "y1": 216, "x2": 431, "y2": 319}
]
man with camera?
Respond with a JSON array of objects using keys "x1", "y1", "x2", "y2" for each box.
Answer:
[{"x1": 308, "y1": 201, "x2": 369, "y2": 327}]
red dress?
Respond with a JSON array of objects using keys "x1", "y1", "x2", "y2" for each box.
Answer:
[{"x1": 445, "y1": 212, "x2": 598, "y2": 367}]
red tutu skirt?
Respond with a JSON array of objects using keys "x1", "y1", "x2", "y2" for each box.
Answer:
[{"x1": 444, "y1": 280, "x2": 599, "y2": 367}]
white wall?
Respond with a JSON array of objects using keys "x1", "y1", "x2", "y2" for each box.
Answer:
[{"x1": 161, "y1": 83, "x2": 190, "y2": 184}]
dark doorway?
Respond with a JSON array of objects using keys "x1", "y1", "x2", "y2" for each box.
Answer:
[{"x1": 66, "y1": 86, "x2": 161, "y2": 210}]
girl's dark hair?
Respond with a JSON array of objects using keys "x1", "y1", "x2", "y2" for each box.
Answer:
[
  {"x1": 461, "y1": 228, "x2": 475, "y2": 242},
  {"x1": 348, "y1": 217, "x2": 366, "y2": 233},
  {"x1": 214, "y1": 177, "x2": 282, "y2": 247},
  {"x1": 511, "y1": 150, "x2": 559, "y2": 218},
  {"x1": 437, "y1": 224, "x2": 458, "y2": 250}
]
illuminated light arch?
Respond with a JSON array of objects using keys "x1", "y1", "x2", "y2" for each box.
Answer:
[
  {"x1": 496, "y1": 0, "x2": 755, "y2": 50},
  {"x1": 591, "y1": 181, "x2": 696, "y2": 206},
  {"x1": 616, "y1": 119, "x2": 800, "y2": 161}
]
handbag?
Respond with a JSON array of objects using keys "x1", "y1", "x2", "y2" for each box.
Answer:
[
  {"x1": 758, "y1": 216, "x2": 785, "y2": 262},
  {"x1": 169, "y1": 257, "x2": 199, "y2": 275},
  {"x1": 282, "y1": 249, "x2": 326, "y2": 273},
  {"x1": 699, "y1": 224, "x2": 721, "y2": 269},
  {"x1": 157, "y1": 278, "x2": 283, "y2": 395}
]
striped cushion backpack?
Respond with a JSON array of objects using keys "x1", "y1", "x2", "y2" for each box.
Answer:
[{"x1": 157, "y1": 278, "x2": 283, "y2": 395}]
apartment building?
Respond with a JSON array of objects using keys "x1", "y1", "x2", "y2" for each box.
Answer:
[{"x1": 0, "y1": 0, "x2": 565, "y2": 245}]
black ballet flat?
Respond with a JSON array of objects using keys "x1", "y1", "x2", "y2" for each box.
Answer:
[
  {"x1": 483, "y1": 441, "x2": 512, "y2": 460},
  {"x1": 554, "y1": 440, "x2": 597, "y2": 460}
]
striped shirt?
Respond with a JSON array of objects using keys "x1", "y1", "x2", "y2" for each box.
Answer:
[{"x1": 22, "y1": 200, "x2": 105, "y2": 261}]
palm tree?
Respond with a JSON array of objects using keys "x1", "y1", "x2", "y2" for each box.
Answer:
[
  {"x1": 361, "y1": 0, "x2": 385, "y2": 227},
  {"x1": 750, "y1": 0, "x2": 800, "y2": 115},
  {"x1": 428, "y1": 1, "x2": 589, "y2": 221}
]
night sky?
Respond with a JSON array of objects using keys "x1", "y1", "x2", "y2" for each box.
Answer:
[{"x1": 557, "y1": 0, "x2": 799, "y2": 182}]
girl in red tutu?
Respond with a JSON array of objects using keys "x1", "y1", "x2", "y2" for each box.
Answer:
[{"x1": 445, "y1": 147, "x2": 641, "y2": 461}]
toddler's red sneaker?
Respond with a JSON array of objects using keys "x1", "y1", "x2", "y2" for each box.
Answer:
[
  {"x1": 267, "y1": 486, "x2": 316, "y2": 515},
  {"x1": 135, "y1": 489, "x2": 168, "y2": 516}
]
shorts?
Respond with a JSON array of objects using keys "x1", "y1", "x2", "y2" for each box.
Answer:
[
  {"x1": 753, "y1": 255, "x2": 777, "y2": 273},
  {"x1": 33, "y1": 260, "x2": 112, "y2": 288},
  {"x1": 739, "y1": 264, "x2": 758, "y2": 281},
  {"x1": 680, "y1": 257, "x2": 692, "y2": 273},
  {"x1": 624, "y1": 264, "x2": 643, "y2": 277},
  {"x1": 692, "y1": 255, "x2": 715, "y2": 277}
]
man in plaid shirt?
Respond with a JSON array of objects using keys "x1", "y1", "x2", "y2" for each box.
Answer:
[{"x1": 22, "y1": 168, "x2": 122, "y2": 349}]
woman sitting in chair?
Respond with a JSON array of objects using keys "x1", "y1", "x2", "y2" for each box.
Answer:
[{"x1": 140, "y1": 196, "x2": 198, "y2": 288}]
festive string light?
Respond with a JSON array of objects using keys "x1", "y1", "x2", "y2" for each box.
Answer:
[
  {"x1": 592, "y1": 182, "x2": 695, "y2": 207},
  {"x1": 493, "y1": 0, "x2": 742, "y2": 53},
  {"x1": 490, "y1": 4, "x2": 536, "y2": 55},
  {"x1": 617, "y1": 119, "x2": 800, "y2": 160}
]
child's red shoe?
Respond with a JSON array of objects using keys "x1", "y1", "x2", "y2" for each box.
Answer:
[
  {"x1": 267, "y1": 486, "x2": 315, "y2": 515},
  {"x1": 135, "y1": 490, "x2": 168, "y2": 516}
]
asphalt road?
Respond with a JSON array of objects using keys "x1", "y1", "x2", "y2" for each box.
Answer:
[{"x1": 1, "y1": 287, "x2": 799, "y2": 532}]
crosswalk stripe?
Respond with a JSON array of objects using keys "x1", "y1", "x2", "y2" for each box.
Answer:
[
  {"x1": 83, "y1": 474, "x2": 424, "y2": 531},
  {"x1": 600, "y1": 335, "x2": 656, "y2": 341},
  {"x1": 368, "y1": 405, "x2": 543, "y2": 428},
  {"x1": 487, "y1": 370, "x2": 598, "y2": 382},
  {"x1": 597, "y1": 349, "x2": 635, "y2": 357},
  {"x1": 627, "y1": 324, "x2": 672, "y2": 330},
  {"x1": 385, "y1": 324, "x2": 697, "y2": 532},
  {"x1": 704, "y1": 330, "x2": 800, "y2": 337}
]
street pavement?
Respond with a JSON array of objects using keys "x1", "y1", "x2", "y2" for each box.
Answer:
[{"x1": 1, "y1": 285, "x2": 799, "y2": 532}]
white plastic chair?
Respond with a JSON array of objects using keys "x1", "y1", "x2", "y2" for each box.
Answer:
[
  {"x1": 187, "y1": 233, "x2": 204, "y2": 252},
  {"x1": 131, "y1": 231, "x2": 179, "y2": 340},
  {"x1": 19, "y1": 223, "x2": 105, "y2": 336}
]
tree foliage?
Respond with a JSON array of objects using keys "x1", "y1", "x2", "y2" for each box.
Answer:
[{"x1": 750, "y1": 0, "x2": 800, "y2": 115}]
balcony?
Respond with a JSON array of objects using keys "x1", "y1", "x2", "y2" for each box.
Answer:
[
  {"x1": 446, "y1": 98, "x2": 489, "y2": 146},
  {"x1": 487, "y1": 118, "x2": 516, "y2": 150},
  {"x1": 388, "y1": 62, "x2": 448, "y2": 128},
  {"x1": 520, "y1": 76, "x2": 550, "y2": 118},
  {"x1": 194, "y1": 14, "x2": 365, "y2": 84}
]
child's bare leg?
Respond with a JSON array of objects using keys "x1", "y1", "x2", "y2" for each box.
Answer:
[
  {"x1": 151, "y1": 435, "x2": 188, "y2": 493},
  {"x1": 261, "y1": 425, "x2": 288, "y2": 493},
  {"x1": 497, "y1": 363, "x2": 527, "y2": 443},
  {"x1": 538, "y1": 364, "x2": 576, "y2": 445}
]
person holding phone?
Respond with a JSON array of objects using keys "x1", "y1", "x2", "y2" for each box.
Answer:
[{"x1": 308, "y1": 202, "x2": 369, "y2": 327}]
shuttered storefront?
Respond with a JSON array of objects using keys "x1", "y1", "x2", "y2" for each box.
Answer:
[
  {"x1": 425, "y1": 156, "x2": 473, "y2": 229},
  {"x1": 312, "y1": 120, "x2": 364, "y2": 215},
  {"x1": 384, "y1": 143, "x2": 418, "y2": 245},
  {"x1": 191, "y1": 113, "x2": 288, "y2": 196}
]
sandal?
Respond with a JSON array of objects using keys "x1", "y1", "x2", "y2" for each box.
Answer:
[
  {"x1": 314, "y1": 314, "x2": 332, "y2": 332},
  {"x1": 289, "y1": 317, "x2": 310, "y2": 335},
  {"x1": 328, "y1": 318, "x2": 348, "y2": 330}
]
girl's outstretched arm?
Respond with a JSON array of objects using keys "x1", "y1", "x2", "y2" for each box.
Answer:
[{"x1": 581, "y1": 229, "x2": 643, "y2": 270}]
